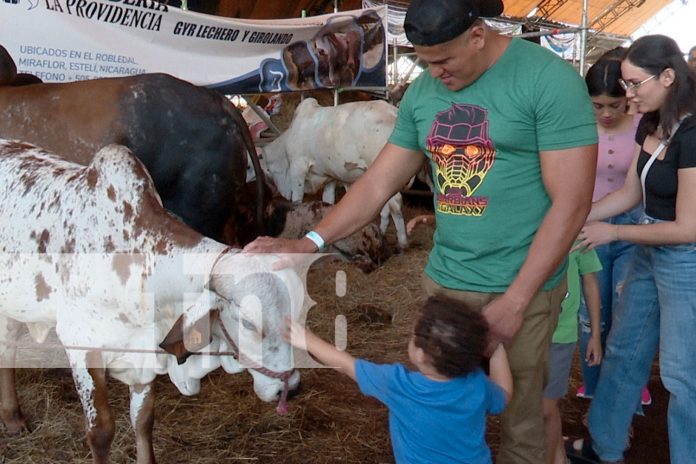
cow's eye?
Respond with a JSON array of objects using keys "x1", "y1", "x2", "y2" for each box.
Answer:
[{"x1": 241, "y1": 319, "x2": 258, "y2": 333}]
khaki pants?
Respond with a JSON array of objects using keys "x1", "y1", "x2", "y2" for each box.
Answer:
[{"x1": 422, "y1": 274, "x2": 566, "y2": 464}]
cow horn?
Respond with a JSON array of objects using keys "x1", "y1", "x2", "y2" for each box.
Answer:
[{"x1": 159, "y1": 310, "x2": 219, "y2": 364}]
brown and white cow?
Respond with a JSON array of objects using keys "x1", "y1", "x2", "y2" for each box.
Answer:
[
  {"x1": 0, "y1": 139, "x2": 304, "y2": 464},
  {"x1": 0, "y1": 45, "x2": 265, "y2": 246},
  {"x1": 259, "y1": 97, "x2": 409, "y2": 248}
]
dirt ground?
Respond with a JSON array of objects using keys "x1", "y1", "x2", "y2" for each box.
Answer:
[{"x1": 0, "y1": 200, "x2": 669, "y2": 463}]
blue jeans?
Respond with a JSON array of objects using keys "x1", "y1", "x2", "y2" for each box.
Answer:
[
  {"x1": 588, "y1": 216, "x2": 696, "y2": 463},
  {"x1": 578, "y1": 207, "x2": 642, "y2": 396}
]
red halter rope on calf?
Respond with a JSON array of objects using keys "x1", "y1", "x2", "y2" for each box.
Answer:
[
  {"x1": 218, "y1": 318, "x2": 294, "y2": 416},
  {"x1": 212, "y1": 246, "x2": 295, "y2": 416}
]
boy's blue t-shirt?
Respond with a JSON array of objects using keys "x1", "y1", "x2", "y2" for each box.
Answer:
[{"x1": 355, "y1": 359, "x2": 507, "y2": 464}]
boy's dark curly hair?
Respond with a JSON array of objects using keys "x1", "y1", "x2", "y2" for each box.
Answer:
[{"x1": 412, "y1": 296, "x2": 489, "y2": 378}]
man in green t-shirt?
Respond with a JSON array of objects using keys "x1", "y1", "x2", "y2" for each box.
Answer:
[{"x1": 245, "y1": 0, "x2": 598, "y2": 461}]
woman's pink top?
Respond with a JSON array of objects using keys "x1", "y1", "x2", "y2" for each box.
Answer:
[{"x1": 593, "y1": 114, "x2": 641, "y2": 202}]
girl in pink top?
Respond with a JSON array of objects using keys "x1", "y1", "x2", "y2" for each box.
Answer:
[
  {"x1": 577, "y1": 52, "x2": 651, "y2": 407},
  {"x1": 593, "y1": 114, "x2": 640, "y2": 202}
]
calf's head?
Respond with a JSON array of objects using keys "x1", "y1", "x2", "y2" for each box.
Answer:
[{"x1": 161, "y1": 253, "x2": 303, "y2": 406}]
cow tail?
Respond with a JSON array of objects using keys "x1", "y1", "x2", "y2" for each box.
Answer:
[{"x1": 239, "y1": 114, "x2": 267, "y2": 235}]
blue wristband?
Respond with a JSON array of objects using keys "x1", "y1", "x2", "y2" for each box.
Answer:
[{"x1": 304, "y1": 230, "x2": 325, "y2": 252}]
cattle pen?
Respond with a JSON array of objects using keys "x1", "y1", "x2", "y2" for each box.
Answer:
[{"x1": 0, "y1": 202, "x2": 669, "y2": 464}]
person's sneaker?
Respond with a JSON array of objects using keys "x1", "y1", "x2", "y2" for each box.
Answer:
[
  {"x1": 641, "y1": 387, "x2": 652, "y2": 406},
  {"x1": 576, "y1": 385, "x2": 594, "y2": 399}
]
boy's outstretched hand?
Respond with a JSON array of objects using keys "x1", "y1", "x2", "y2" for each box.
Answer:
[
  {"x1": 283, "y1": 317, "x2": 311, "y2": 351},
  {"x1": 282, "y1": 317, "x2": 357, "y2": 380}
]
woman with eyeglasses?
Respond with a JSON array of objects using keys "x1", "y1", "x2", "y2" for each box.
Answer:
[
  {"x1": 575, "y1": 50, "x2": 652, "y2": 410},
  {"x1": 568, "y1": 34, "x2": 696, "y2": 464}
]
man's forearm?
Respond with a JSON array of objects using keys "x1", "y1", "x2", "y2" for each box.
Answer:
[
  {"x1": 505, "y1": 201, "x2": 591, "y2": 311},
  {"x1": 503, "y1": 145, "x2": 596, "y2": 312}
]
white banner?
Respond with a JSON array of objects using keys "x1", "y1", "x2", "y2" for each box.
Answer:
[{"x1": 0, "y1": 0, "x2": 387, "y2": 93}]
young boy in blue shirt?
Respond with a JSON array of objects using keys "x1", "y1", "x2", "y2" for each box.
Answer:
[{"x1": 286, "y1": 296, "x2": 513, "y2": 464}]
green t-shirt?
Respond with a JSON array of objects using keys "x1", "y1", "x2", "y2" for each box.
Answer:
[
  {"x1": 390, "y1": 38, "x2": 597, "y2": 292},
  {"x1": 552, "y1": 247, "x2": 602, "y2": 343}
]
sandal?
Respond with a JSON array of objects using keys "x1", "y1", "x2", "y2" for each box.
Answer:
[
  {"x1": 580, "y1": 413, "x2": 632, "y2": 450},
  {"x1": 564, "y1": 438, "x2": 625, "y2": 464},
  {"x1": 565, "y1": 438, "x2": 599, "y2": 464}
]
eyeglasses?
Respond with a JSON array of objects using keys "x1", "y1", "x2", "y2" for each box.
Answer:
[{"x1": 618, "y1": 74, "x2": 657, "y2": 91}]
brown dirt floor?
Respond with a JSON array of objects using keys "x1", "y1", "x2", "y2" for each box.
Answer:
[{"x1": 0, "y1": 200, "x2": 669, "y2": 463}]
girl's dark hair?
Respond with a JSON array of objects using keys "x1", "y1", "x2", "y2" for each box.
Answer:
[
  {"x1": 598, "y1": 46, "x2": 628, "y2": 61},
  {"x1": 585, "y1": 56, "x2": 625, "y2": 98},
  {"x1": 625, "y1": 34, "x2": 696, "y2": 138},
  {"x1": 413, "y1": 296, "x2": 488, "y2": 378}
]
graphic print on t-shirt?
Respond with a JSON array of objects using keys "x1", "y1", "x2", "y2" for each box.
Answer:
[{"x1": 426, "y1": 104, "x2": 496, "y2": 216}]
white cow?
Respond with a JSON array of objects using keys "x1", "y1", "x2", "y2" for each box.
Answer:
[
  {"x1": 260, "y1": 97, "x2": 409, "y2": 249},
  {"x1": 0, "y1": 140, "x2": 304, "y2": 464}
]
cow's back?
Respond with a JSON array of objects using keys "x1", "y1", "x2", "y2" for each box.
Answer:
[
  {"x1": 0, "y1": 140, "x2": 207, "y2": 327},
  {"x1": 0, "y1": 77, "x2": 134, "y2": 165},
  {"x1": 0, "y1": 73, "x2": 257, "y2": 244},
  {"x1": 0, "y1": 139, "x2": 201, "y2": 255},
  {"x1": 289, "y1": 98, "x2": 397, "y2": 182}
]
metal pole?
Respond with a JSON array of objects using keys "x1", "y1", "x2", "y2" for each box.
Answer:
[
  {"x1": 392, "y1": 37, "x2": 399, "y2": 86},
  {"x1": 515, "y1": 26, "x2": 582, "y2": 39},
  {"x1": 579, "y1": 0, "x2": 589, "y2": 75},
  {"x1": 301, "y1": 9, "x2": 307, "y2": 105},
  {"x1": 334, "y1": 0, "x2": 339, "y2": 106},
  {"x1": 400, "y1": 57, "x2": 420, "y2": 85}
]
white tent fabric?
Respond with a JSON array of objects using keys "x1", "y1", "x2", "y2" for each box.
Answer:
[{"x1": 363, "y1": 0, "x2": 409, "y2": 46}]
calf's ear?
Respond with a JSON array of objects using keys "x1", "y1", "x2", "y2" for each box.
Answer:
[{"x1": 160, "y1": 310, "x2": 220, "y2": 364}]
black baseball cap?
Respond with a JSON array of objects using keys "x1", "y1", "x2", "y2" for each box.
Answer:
[{"x1": 404, "y1": 0, "x2": 504, "y2": 46}]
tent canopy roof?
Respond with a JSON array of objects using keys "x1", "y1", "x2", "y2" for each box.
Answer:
[{"x1": 211, "y1": 0, "x2": 671, "y2": 37}]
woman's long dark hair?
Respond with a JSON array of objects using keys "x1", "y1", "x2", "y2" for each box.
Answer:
[
  {"x1": 585, "y1": 47, "x2": 627, "y2": 97},
  {"x1": 625, "y1": 35, "x2": 696, "y2": 138}
]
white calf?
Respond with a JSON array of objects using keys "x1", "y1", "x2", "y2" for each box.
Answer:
[{"x1": 260, "y1": 97, "x2": 409, "y2": 248}]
